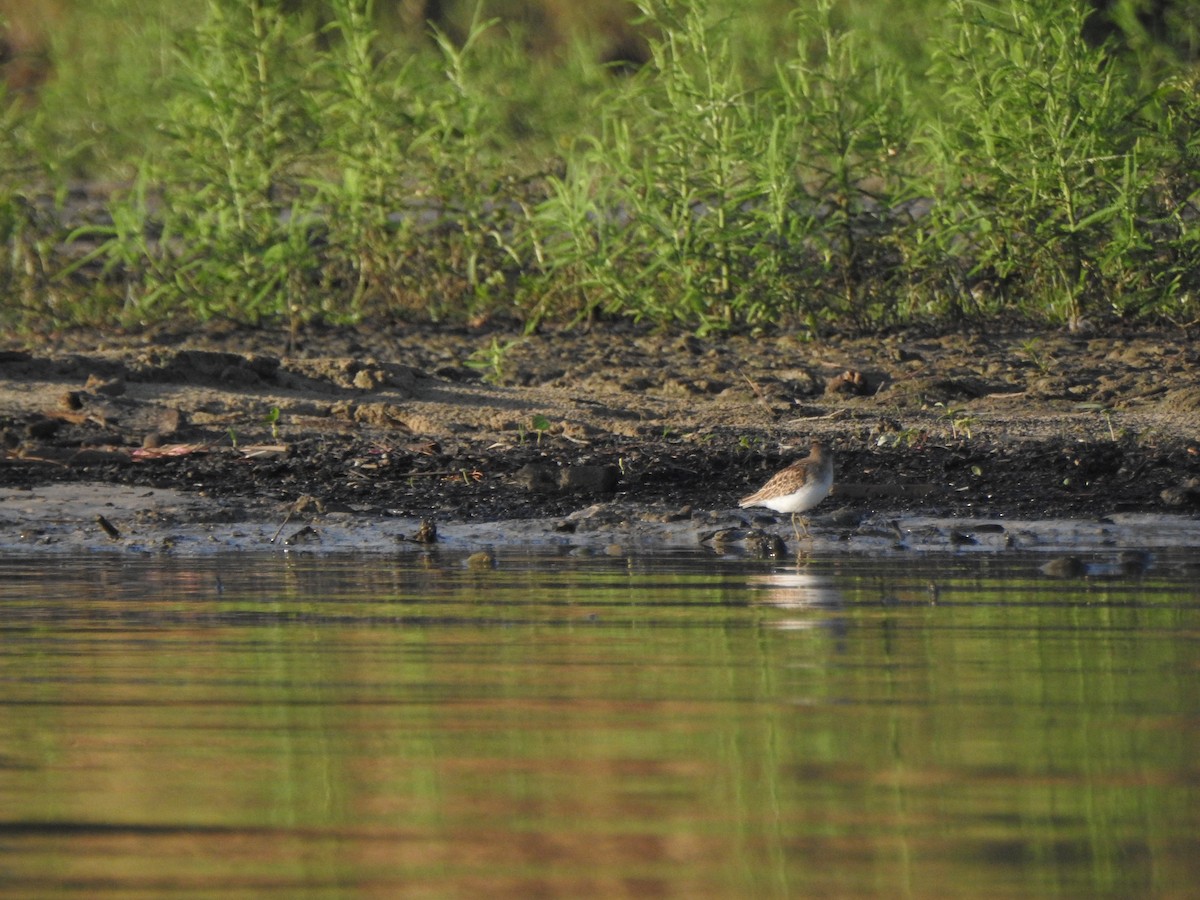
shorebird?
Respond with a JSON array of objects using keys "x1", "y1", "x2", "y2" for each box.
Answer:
[{"x1": 739, "y1": 440, "x2": 834, "y2": 539}]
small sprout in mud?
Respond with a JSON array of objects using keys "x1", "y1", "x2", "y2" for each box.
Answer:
[
  {"x1": 935, "y1": 403, "x2": 977, "y2": 440},
  {"x1": 465, "y1": 336, "x2": 522, "y2": 384},
  {"x1": 1019, "y1": 338, "x2": 1052, "y2": 375},
  {"x1": 265, "y1": 406, "x2": 281, "y2": 441},
  {"x1": 1102, "y1": 409, "x2": 1118, "y2": 441},
  {"x1": 531, "y1": 414, "x2": 550, "y2": 445},
  {"x1": 877, "y1": 427, "x2": 926, "y2": 449},
  {"x1": 1074, "y1": 401, "x2": 1119, "y2": 441},
  {"x1": 227, "y1": 427, "x2": 238, "y2": 449},
  {"x1": 1095, "y1": 407, "x2": 1118, "y2": 441},
  {"x1": 971, "y1": 465, "x2": 983, "y2": 477},
  {"x1": 952, "y1": 414, "x2": 977, "y2": 440}
]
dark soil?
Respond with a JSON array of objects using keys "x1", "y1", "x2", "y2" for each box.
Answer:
[{"x1": 3, "y1": 319, "x2": 1199, "y2": 528}]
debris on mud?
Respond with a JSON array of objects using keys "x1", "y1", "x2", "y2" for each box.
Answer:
[{"x1": 2, "y1": 321, "x2": 1198, "y2": 551}]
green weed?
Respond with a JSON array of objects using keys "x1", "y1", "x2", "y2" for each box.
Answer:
[
  {"x1": 465, "y1": 335, "x2": 523, "y2": 383},
  {"x1": 926, "y1": 0, "x2": 1154, "y2": 324},
  {"x1": 934, "y1": 402, "x2": 978, "y2": 440},
  {"x1": 0, "y1": 0, "x2": 1197, "y2": 334},
  {"x1": 1018, "y1": 338, "x2": 1052, "y2": 375}
]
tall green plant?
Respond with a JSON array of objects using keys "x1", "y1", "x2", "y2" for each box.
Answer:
[
  {"x1": 538, "y1": 0, "x2": 766, "y2": 332},
  {"x1": 540, "y1": 0, "x2": 918, "y2": 333},
  {"x1": 531, "y1": 147, "x2": 631, "y2": 328},
  {"x1": 627, "y1": 0, "x2": 762, "y2": 329},
  {"x1": 147, "y1": 0, "x2": 320, "y2": 324},
  {"x1": 770, "y1": 0, "x2": 917, "y2": 329},
  {"x1": 0, "y1": 92, "x2": 66, "y2": 324},
  {"x1": 1139, "y1": 70, "x2": 1200, "y2": 324},
  {"x1": 928, "y1": 0, "x2": 1152, "y2": 324},
  {"x1": 0, "y1": 92, "x2": 33, "y2": 318},
  {"x1": 7, "y1": 0, "x2": 1196, "y2": 333},
  {"x1": 313, "y1": 0, "x2": 421, "y2": 313},
  {"x1": 418, "y1": 9, "x2": 536, "y2": 319}
]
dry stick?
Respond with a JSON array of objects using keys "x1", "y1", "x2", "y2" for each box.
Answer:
[
  {"x1": 270, "y1": 510, "x2": 293, "y2": 544},
  {"x1": 95, "y1": 514, "x2": 121, "y2": 540},
  {"x1": 402, "y1": 469, "x2": 485, "y2": 482},
  {"x1": 738, "y1": 372, "x2": 776, "y2": 419}
]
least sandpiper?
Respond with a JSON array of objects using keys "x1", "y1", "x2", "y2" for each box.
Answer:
[{"x1": 739, "y1": 440, "x2": 834, "y2": 538}]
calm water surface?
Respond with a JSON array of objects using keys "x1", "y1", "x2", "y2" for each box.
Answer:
[{"x1": 0, "y1": 550, "x2": 1197, "y2": 899}]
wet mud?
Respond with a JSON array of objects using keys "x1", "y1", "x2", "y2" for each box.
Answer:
[{"x1": 2, "y1": 320, "x2": 1198, "y2": 554}]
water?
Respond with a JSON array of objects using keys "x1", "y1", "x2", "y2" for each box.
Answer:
[{"x1": 1, "y1": 550, "x2": 1197, "y2": 899}]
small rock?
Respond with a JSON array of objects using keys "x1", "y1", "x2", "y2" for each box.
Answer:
[
  {"x1": 1040, "y1": 556, "x2": 1087, "y2": 578},
  {"x1": 353, "y1": 368, "x2": 387, "y2": 390},
  {"x1": 156, "y1": 407, "x2": 185, "y2": 436},
  {"x1": 1028, "y1": 376, "x2": 1072, "y2": 399},
  {"x1": 289, "y1": 495, "x2": 326, "y2": 516},
  {"x1": 700, "y1": 527, "x2": 743, "y2": 549},
  {"x1": 742, "y1": 532, "x2": 788, "y2": 558},
  {"x1": 218, "y1": 363, "x2": 263, "y2": 386},
  {"x1": 466, "y1": 551, "x2": 495, "y2": 570},
  {"x1": 825, "y1": 369, "x2": 869, "y2": 396},
  {"x1": 515, "y1": 463, "x2": 619, "y2": 494},
  {"x1": 26, "y1": 417, "x2": 60, "y2": 440},
  {"x1": 827, "y1": 507, "x2": 863, "y2": 528},
  {"x1": 560, "y1": 422, "x2": 599, "y2": 441},
  {"x1": 69, "y1": 448, "x2": 129, "y2": 466},
  {"x1": 673, "y1": 335, "x2": 702, "y2": 355},
  {"x1": 284, "y1": 525, "x2": 320, "y2": 545},
  {"x1": 1118, "y1": 550, "x2": 1151, "y2": 576},
  {"x1": 558, "y1": 465, "x2": 619, "y2": 494},
  {"x1": 514, "y1": 463, "x2": 560, "y2": 493},
  {"x1": 700, "y1": 527, "x2": 787, "y2": 557},
  {"x1": 644, "y1": 505, "x2": 692, "y2": 523},
  {"x1": 350, "y1": 402, "x2": 411, "y2": 428},
  {"x1": 84, "y1": 374, "x2": 126, "y2": 397},
  {"x1": 1160, "y1": 478, "x2": 1200, "y2": 508}
]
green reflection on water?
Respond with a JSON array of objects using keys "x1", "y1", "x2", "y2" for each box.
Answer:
[{"x1": 0, "y1": 551, "x2": 1197, "y2": 898}]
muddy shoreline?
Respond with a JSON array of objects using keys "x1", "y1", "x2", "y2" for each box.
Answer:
[{"x1": 2, "y1": 320, "x2": 1198, "y2": 555}]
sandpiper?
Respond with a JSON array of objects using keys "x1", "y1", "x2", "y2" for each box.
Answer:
[{"x1": 739, "y1": 440, "x2": 834, "y2": 539}]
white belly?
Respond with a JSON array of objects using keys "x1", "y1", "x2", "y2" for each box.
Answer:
[{"x1": 757, "y1": 468, "x2": 833, "y2": 514}]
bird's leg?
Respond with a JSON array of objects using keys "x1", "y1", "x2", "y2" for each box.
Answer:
[{"x1": 789, "y1": 513, "x2": 804, "y2": 542}]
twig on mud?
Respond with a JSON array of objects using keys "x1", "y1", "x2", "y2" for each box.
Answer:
[
  {"x1": 271, "y1": 495, "x2": 324, "y2": 543},
  {"x1": 271, "y1": 512, "x2": 293, "y2": 545},
  {"x1": 739, "y1": 371, "x2": 776, "y2": 419},
  {"x1": 404, "y1": 469, "x2": 485, "y2": 483}
]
